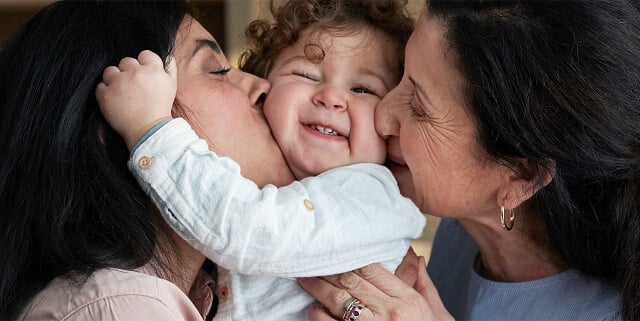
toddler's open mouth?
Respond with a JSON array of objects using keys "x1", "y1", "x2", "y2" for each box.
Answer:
[{"x1": 306, "y1": 123, "x2": 346, "y2": 138}]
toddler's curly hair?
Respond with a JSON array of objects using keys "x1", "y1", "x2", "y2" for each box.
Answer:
[{"x1": 239, "y1": 0, "x2": 414, "y2": 79}]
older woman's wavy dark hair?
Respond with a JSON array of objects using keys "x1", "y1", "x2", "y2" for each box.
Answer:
[
  {"x1": 428, "y1": 0, "x2": 640, "y2": 319},
  {"x1": 0, "y1": 1, "x2": 191, "y2": 319}
]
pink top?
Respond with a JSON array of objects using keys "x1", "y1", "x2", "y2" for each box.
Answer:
[{"x1": 19, "y1": 268, "x2": 215, "y2": 321}]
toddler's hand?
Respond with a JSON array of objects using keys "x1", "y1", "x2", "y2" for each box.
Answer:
[{"x1": 96, "y1": 50, "x2": 177, "y2": 151}]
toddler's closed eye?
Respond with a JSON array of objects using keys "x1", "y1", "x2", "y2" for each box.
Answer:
[{"x1": 292, "y1": 71, "x2": 318, "y2": 81}]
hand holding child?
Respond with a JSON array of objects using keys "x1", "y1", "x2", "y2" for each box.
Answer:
[{"x1": 96, "y1": 50, "x2": 177, "y2": 150}]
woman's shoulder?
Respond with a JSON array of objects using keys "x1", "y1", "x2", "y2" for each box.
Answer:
[
  {"x1": 544, "y1": 270, "x2": 622, "y2": 320},
  {"x1": 467, "y1": 269, "x2": 621, "y2": 320},
  {"x1": 428, "y1": 218, "x2": 477, "y2": 274},
  {"x1": 19, "y1": 268, "x2": 203, "y2": 321},
  {"x1": 427, "y1": 220, "x2": 622, "y2": 320}
]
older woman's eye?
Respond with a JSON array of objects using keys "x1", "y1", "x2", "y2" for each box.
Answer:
[
  {"x1": 407, "y1": 97, "x2": 428, "y2": 119},
  {"x1": 210, "y1": 67, "x2": 231, "y2": 76},
  {"x1": 407, "y1": 100, "x2": 420, "y2": 117}
]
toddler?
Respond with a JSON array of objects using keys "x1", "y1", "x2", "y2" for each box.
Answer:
[{"x1": 98, "y1": 1, "x2": 424, "y2": 320}]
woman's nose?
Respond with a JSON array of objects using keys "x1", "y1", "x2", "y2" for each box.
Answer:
[
  {"x1": 312, "y1": 85, "x2": 347, "y2": 111},
  {"x1": 236, "y1": 69, "x2": 271, "y2": 109},
  {"x1": 375, "y1": 89, "x2": 400, "y2": 139}
]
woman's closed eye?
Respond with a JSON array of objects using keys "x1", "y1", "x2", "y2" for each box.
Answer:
[
  {"x1": 407, "y1": 94, "x2": 428, "y2": 120},
  {"x1": 210, "y1": 67, "x2": 231, "y2": 76}
]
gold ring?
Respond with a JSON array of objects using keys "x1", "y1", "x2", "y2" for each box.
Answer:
[{"x1": 342, "y1": 297, "x2": 365, "y2": 321}]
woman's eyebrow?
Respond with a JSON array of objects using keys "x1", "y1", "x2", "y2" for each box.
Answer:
[{"x1": 191, "y1": 39, "x2": 221, "y2": 58}]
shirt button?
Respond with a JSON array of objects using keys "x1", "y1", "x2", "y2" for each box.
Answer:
[
  {"x1": 137, "y1": 156, "x2": 152, "y2": 170},
  {"x1": 303, "y1": 199, "x2": 314, "y2": 211},
  {"x1": 218, "y1": 286, "x2": 229, "y2": 299}
]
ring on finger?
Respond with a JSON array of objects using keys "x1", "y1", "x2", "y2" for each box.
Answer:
[{"x1": 342, "y1": 297, "x2": 365, "y2": 321}]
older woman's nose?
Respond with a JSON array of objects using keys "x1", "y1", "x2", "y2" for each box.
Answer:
[{"x1": 375, "y1": 89, "x2": 400, "y2": 138}]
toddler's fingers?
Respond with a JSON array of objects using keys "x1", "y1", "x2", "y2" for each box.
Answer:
[
  {"x1": 118, "y1": 56, "x2": 140, "y2": 71},
  {"x1": 101, "y1": 66, "x2": 121, "y2": 85},
  {"x1": 138, "y1": 50, "x2": 163, "y2": 67},
  {"x1": 95, "y1": 82, "x2": 107, "y2": 101}
]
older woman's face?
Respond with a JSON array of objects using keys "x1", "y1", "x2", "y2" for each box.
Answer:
[
  {"x1": 172, "y1": 18, "x2": 294, "y2": 187},
  {"x1": 375, "y1": 11, "x2": 508, "y2": 218}
]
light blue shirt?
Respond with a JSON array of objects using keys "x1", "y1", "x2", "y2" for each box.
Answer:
[{"x1": 428, "y1": 219, "x2": 621, "y2": 321}]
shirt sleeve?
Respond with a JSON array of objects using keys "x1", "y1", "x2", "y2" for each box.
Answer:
[
  {"x1": 130, "y1": 118, "x2": 172, "y2": 153},
  {"x1": 129, "y1": 118, "x2": 427, "y2": 277}
]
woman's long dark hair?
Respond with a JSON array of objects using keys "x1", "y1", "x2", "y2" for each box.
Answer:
[
  {"x1": 428, "y1": 0, "x2": 640, "y2": 319},
  {"x1": 0, "y1": 1, "x2": 190, "y2": 319}
]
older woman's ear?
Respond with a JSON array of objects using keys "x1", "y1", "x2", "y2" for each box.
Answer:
[{"x1": 497, "y1": 159, "x2": 555, "y2": 211}]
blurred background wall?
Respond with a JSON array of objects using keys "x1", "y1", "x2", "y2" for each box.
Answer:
[
  {"x1": 1, "y1": 0, "x2": 425, "y2": 65},
  {"x1": 0, "y1": 0, "x2": 227, "y2": 50}
]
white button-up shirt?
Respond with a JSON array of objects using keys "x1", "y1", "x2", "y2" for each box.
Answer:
[{"x1": 130, "y1": 118, "x2": 427, "y2": 321}]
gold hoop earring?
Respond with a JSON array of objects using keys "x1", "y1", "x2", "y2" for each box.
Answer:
[{"x1": 500, "y1": 206, "x2": 515, "y2": 231}]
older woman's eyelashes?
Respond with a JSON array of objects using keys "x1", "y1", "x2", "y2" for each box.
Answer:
[
  {"x1": 210, "y1": 67, "x2": 231, "y2": 75},
  {"x1": 406, "y1": 94, "x2": 428, "y2": 119}
]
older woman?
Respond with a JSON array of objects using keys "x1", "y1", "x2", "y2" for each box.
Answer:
[
  {"x1": 300, "y1": 0, "x2": 640, "y2": 320},
  {"x1": 0, "y1": 1, "x2": 293, "y2": 320}
]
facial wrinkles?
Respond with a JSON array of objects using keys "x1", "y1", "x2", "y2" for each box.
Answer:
[
  {"x1": 405, "y1": 78, "x2": 459, "y2": 167},
  {"x1": 425, "y1": 108, "x2": 458, "y2": 148}
]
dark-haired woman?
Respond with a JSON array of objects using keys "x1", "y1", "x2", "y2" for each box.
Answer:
[
  {"x1": 300, "y1": 0, "x2": 640, "y2": 320},
  {"x1": 0, "y1": 1, "x2": 293, "y2": 320}
]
